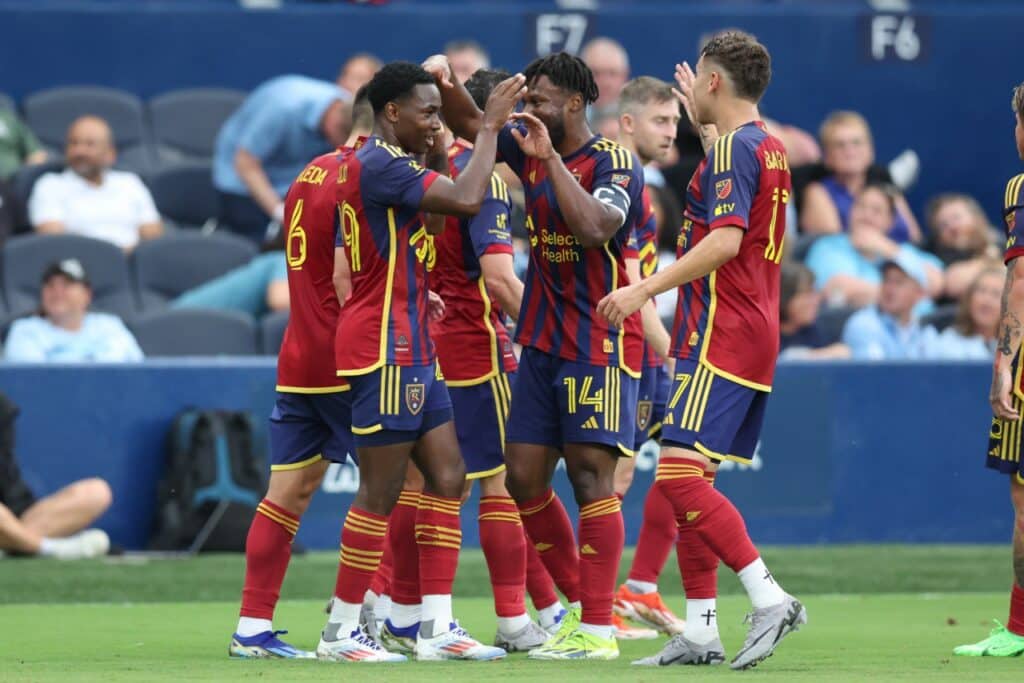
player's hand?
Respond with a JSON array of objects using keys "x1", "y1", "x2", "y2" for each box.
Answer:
[
  {"x1": 597, "y1": 283, "x2": 647, "y2": 328},
  {"x1": 422, "y1": 55, "x2": 454, "y2": 89},
  {"x1": 428, "y1": 290, "x2": 446, "y2": 321},
  {"x1": 673, "y1": 62, "x2": 718, "y2": 140},
  {"x1": 509, "y1": 112, "x2": 555, "y2": 161},
  {"x1": 482, "y1": 74, "x2": 527, "y2": 131},
  {"x1": 991, "y1": 365, "x2": 1020, "y2": 421}
]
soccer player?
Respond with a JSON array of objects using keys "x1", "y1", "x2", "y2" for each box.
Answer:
[
  {"x1": 606, "y1": 76, "x2": 685, "y2": 640},
  {"x1": 598, "y1": 31, "x2": 807, "y2": 669},
  {"x1": 425, "y1": 51, "x2": 646, "y2": 660},
  {"x1": 429, "y1": 67, "x2": 559, "y2": 652},
  {"x1": 322, "y1": 61, "x2": 525, "y2": 662},
  {"x1": 954, "y1": 81, "x2": 1024, "y2": 658},
  {"x1": 229, "y1": 87, "x2": 386, "y2": 660}
]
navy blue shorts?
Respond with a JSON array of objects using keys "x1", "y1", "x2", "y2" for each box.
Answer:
[
  {"x1": 349, "y1": 363, "x2": 453, "y2": 447},
  {"x1": 660, "y1": 359, "x2": 768, "y2": 464},
  {"x1": 634, "y1": 364, "x2": 670, "y2": 451},
  {"x1": 450, "y1": 372, "x2": 514, "y2": 480},
  {"x1": 506, "y1": 347, "x2": 638, "y2": 456},
  {"x1": 269, "y1": 390, "x2": 354, "y2": 471},
  {"x1": 986, "y1": 392, "x2": 1024, "y2": 484}
]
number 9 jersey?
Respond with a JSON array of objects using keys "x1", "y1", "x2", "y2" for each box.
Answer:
[{"x1": 670, "y1": 121, "x2": 792, "y2": 392}]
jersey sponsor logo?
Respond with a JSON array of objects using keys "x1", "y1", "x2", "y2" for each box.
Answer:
[
  {"x1": 405, "y1": 383, "x2": 425, "y2": 415},
  {"x1": 636, "y1": 400, "x2": 652, "y2": 430},
  {"x1": 713, "y1": 202, "x2": 736, "y2": 216},
  {"x1": 611, "y1": 173, "x2": 631, "y2": 188},
  {"x1": 715, "y1": 178, "x2": 732, "y2": 199}
]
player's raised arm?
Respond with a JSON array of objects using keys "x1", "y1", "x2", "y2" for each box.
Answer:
[
  {"x1": 509, "y1": 112, "x2": 624, "y2": 247},
  {"x1": 420, "y1": 74, "x2": 526, "y2": 217},
  {"x1": 423, "y1": 55, "x2": 485, "y2": 142}
]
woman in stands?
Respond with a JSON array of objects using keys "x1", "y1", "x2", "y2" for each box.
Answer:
[
  {"x1": 800, "y1": 111, "x2": 922, "y2": 244},
  {"x1": 924, "y1": 193, "x2": 1000, "y2": 301},
  {"x1": 922, "y1": 265, "x2": 1002, "y2": 359}
]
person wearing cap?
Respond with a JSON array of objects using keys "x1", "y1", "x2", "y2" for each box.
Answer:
[
  {"x1": 213, "y1": 75, "x2": 351, "y2": 244},
  {"x1": 840, "y1": 252, "x2": 931, "y2": 360},
  {"x1": 27, "y1": 116, "x2": 163, "y2": 251},
  {"x1": 3, "y1": 259, "x2": 143, "y2": 362}
]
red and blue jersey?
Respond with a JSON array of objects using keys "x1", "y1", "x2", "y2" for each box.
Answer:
[
  {"x1": 497, "y1": 125, "x2": 645, "y2": 376},
  {"x1": 670, "y1": 121, "x2": 791, "y2": 391},
  {"x1": 1001, "y1": 173, "x2": 1024, "y2": 399},
  {"x1": 623, "y1": 186, "x2": 661, "y2": 369},
  {"x1": 276, "y1": 145, "x2": 353, "y2": 393},
  {"x1": 430, "y1": 140, "x2": 518, "y2": 385},
  {"x1": 334, "y1": 135, "x2": 442, "y2": 375}
]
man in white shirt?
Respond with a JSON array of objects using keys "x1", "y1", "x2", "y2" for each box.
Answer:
[
  {"x1": 28, "y1": 116, "x2": 163, "y2": 250},
  {"x1": 4, "y1": 259, "x2": 144, "y2": 363}
]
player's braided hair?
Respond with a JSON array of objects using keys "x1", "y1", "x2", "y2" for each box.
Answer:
[
  {"x1": 465, "y1": 68, "x2": 512, "y2": 110},
  {"x1": 1013, "y1": 82, "x2": 1024, "y2": 119},
  {"x1": 523, "y1": 52, "x2": 599, "y2": 105},
  {"x1": 366, "y1": 61, "x2": 435, "y2": 115},
  {"x1": 700, "y1": 30, "x2": 771, "y2": 103}
]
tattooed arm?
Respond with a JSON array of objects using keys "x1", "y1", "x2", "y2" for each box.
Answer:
[{"x1": 990, "y1": 258, "x2": 1024, "y2": 420}]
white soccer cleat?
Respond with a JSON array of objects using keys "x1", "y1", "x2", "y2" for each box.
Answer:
[
  {"x1": 414, "y1": 622, "x2": 507, "y2": 661},
  {"x1": 50, "y1": 529, "x2": 109, "y2": 560},
  {"x1": 317, "y1": 624, "x2": 407, "y2": 663}
]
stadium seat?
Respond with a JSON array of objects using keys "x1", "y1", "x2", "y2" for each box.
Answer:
[
  {"x1": 130, "y1": 308, "x2": 257, "y2": 356},
  {"x1": 147, "y1": 162, "x2": 219, "y2": 231},
  {"x1": 149, "y1": 88, "x2": 245, "y2": 163},
  {"x1": 10, "y1": 159, "x2": 64, "y2": 232},
  {"x1": 0, "y1": 92, "x2": 14, "y2": 112},
  {"x1": 132, "y1": 232, "x2": 257, "y2": 308},
  {"x1": 2, "y1": 234, "x2": 135, "y2": 318},
  {"x1": 920, "y1": 303, "x2": 958, "y2": 332},
  {"x1": 23, "y1": 86, "x2": 148, "y2": 151},
  {"x1": 259, "y1": 310, "x2": 289, "y2": 355},
  {"x1": 818, "y1": 305, "x2": 860, "y2": 345}
]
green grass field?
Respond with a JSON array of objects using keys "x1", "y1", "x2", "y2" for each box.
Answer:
[{"x1": 1, "y1": 546, "x2": 1021, "y2": 681}]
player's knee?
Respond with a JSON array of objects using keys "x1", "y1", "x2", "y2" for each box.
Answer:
[
  {"x1": 427, "y1": 457, "x2": 466, "y2": 499},
  {"x1": 79, "y1": 477, "x2": 113, "y2": 515},
  {"x1": 504, "y1": 460, "x2": 542, "y2": 502},
  {"x1": 569, "y1": 469, "x2": 614, "y2": 506},
  {"x1": 1012, "y1": 476, "x2": 1024, "y2": 514}
]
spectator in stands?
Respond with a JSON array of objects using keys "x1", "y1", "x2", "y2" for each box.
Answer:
[
  {"x1": 172, "y1": 249, "x2": 288, "y2": 318},
  {"x1": 925, "y1": 193, "x2": 1001, "y2": 300},
  {"x1": 841, "y1": 254, "x2": 930, "y2": 359},
  {"x1": 801, "y1": 111, "x2": 921, "y2": 243},
  {"x1": 337, "y1": 52, "x2": 382, "y2": 95},
  {"x1": 0, "y1": 105, "x2": 46, "y2": 181},
  {"x1": 4, "y1": 259, "x2": 143, "y2": 362},
  {"x1": 779, "y1": 261, "x2": 850, "y2": 359},
  {"x1": 27, "y1": 116, "x2": 162, "y2": 251},
  {"x1": 581, "y1": 37, "x2": 630, "y2": 136},
  {"x1": 805, "y1": 183, "x2": 942, "y2": 309},
  {"x1": 445, "y1": 39, "x2": 490, "y2": 84},
  {"x1": 0, "y1": 391, "x2": 111, "y2": 559},
  {"x1": 923, "y1": 265, "x2": 1002, "y2": 359}
]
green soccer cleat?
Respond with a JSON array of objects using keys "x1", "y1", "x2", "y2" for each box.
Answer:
[
  {"x1": 953, "y1": 621, "x2": 1024, "y2": 657},
  {"x1": 544, "y1": 606, "x2": 580, "y2": 646},
  {"x1": 527, "y1": 628, "x2": 619, "y2": 660}
]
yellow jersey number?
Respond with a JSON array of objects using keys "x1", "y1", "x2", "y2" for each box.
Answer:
[{"x1": 287, "y1": 199, "x2": 307, "y2": 270}]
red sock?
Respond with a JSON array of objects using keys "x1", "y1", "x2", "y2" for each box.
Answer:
[
  {"x1": 676, "y1": 469, "x2": 720, "y2": 599},
  {"x1": 389, "y1": 490, "x2": 421, "y2": 607},
  {"x1": 578, "y1": 496, "x2": 624, "y2": 626},
  {"x1": 656, "y1": 460, "x2": 758, "y2": 572},
  {"x1": 526, "y1": 539, "x2": 560, "y2": 610},
  {"x1": 369, "y1": 539, "x2": 393, "y2": 597},
  {"x1": 479, "y1": 496, "x2": 527, "y2": 617},
  {"x1": 628, "y1": 483, "x2": 677, "y2": 584},
  {"x1": 334, "y1": 507, "x2": 388, "y2": 603},
  {"x1": 416, "y1": 493, "x2": 462, "y2": 595},
  {"x1": 1009, "y1": 583, "x2": 1024, "y2": 636},
  {"x1": 518, "y1": 489, "x2": 581, "y2": 603},
  {"x1": 240, "y1": 499, "x2": 299, "y2": 619}
]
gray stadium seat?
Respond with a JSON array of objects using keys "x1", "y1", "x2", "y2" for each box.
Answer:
[
  {"x1": 11, "y1": 160, "x2": 64, "y2": 224},
  {"x1": 1, "y1": 234, "x2": 136, "y2": 318},
  {"x1": 147, "y1": 162, "x2": 219, "y2": 230},
  {"x1": 149, "y1": 88, "x2": 245, "y2": 162},
  {"x1": 23, "y1": 86, "x2": 148, "y2": 150},
  {"x1": 259, "y1": 310, "x2": 289, "y2": 355},
  {"x1": 132, "y1": 232, "x2": 257, "y2": 308},
  {"x1": 818, "y1": 305, "x2": 860, "y2": 345},
  {"x1": 0, "y1": 92, "x2": 15, "y2": 112},
  {"x1": 130, "y1": 308, "x2": 257, "y2": 356}
]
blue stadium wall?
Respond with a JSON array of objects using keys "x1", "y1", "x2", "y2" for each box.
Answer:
[
  {"x1": 0, "y1": 360, "x2": 1010, "y2": 550},
  {"x1": 0, "y1": 1, "x2": 1019, "y2": 224}
]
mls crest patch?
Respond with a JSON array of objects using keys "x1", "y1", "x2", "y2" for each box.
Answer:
[
  {"x1": 611, "y1": 173, "x2": 631, "y2": 188},
  {"x1": 715, "y1": 179, "x2": 732, "y2": 200},
  {"x1": 571, "y1": 169, "x2": 583, "y2": 184},
  {"x1": 636, "y1": 400, "x2": 653, "y2": 431},
  {"x1": 405, "y1": 383, "x2": 425, "y2": 416}
]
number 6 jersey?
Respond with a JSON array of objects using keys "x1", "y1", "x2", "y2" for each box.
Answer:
[{"x1": 670, "y1": 120, "x2": 792, "y2": 391}]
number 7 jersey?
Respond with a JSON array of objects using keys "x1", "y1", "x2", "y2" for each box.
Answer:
[{"x1": 670, "y1": 120, "x2": 791, "y2": 391}]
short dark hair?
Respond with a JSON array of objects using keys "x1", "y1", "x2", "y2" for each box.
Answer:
[
  {"x1": 1013, "y1": 81, "x2": 1024, "y2": 120},
  {"x1": 524, "y1": 52, "x2": 599, "y2": 105},
  {"x1": 465, "y1": 68, "x2": 512, "y2": 110},
  {"x1": 366, "y1": 61, "x2": 435, "y2": 115},
  {"x1": 700, "y1": 30, "x2": 771, "y2": 103},
  {"x1": 618, "y1": 76, "x2": 675, "y2": 117},
  {"x1": 351, "y1": 85, "x2": 373, "y2": 131}
]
